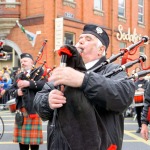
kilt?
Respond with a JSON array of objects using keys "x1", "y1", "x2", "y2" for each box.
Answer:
[{"x1": 13, "y1": 108, "x2": 43, "y2": 145}]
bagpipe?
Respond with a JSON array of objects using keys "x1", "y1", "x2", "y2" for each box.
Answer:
[
  {"x1": 8, "y1": 40, "x2": 52, "y2": 115},
  {"x1": 16, "y1": 39, "x2": 53, "y2": 82},
  {"x1": 55, "y1": 36, "x2": 150, "y2": 80},
  {"x1": 48, "y1": 36, "x2": 150, "y2": 150}
]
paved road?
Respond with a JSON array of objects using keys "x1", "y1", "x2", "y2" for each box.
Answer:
[
  {"x1": 122, "y1": 117, "x2": 150, "y2": 150},
  {"x1": 0, "y1": 109, "x2": 47, "y2": 150},
  {"x1": 0, "y1": 109, "x2": 150, "y2": 150}
]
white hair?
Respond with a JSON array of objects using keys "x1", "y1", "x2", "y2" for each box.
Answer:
[{"x1": 97, "y1": 40, "x2": 106, "y2": 56}]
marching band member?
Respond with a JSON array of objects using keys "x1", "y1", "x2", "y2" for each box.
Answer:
[
  {"x1": 9, "y1": 53, "x2": 47, "y2": 150},
  {"x1": 34, "y1": 24, "x2": 135, "y2": 150}
]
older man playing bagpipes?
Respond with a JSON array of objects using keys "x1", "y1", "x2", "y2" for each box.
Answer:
[
  {"x1": 8, "y1": 52, "x2": 47, "y2": 150},
  {"x1": 33, "y1": 24, "x2": 135, "y2": 150}
]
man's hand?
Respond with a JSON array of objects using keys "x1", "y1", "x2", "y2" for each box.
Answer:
[
  {"x1": 1, "y1": 89, "x2": 5, "y2": 96},
  {"x1": 17, "y1": 80, "x2": 30, "y2": 88},
  {"x1": 49, "y1": 67, "x2": 85, "y2": 87},
  {"x1": 141, "y1": 124, "x2": 149, "y2": 141},
  {"x1": 17, "y1": 88, "x2": 23, "y2": 96},
  {"x1": 48, "y1": 89, "x2": 66, "y2": 109}
]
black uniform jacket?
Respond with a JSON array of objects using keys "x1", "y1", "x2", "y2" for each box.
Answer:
[
  {"x1": 9, "y1": 68, "x2": 47, "y2": 115},
  {"x1": 141, "y1": 82, "x2": 150, "y2": 125},
  {"x1": 33, "y1": 57, "x2": 135, "y2": 150}
]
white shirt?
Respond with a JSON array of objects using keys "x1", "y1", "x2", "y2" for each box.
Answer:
[{"x1": 85, "y1": 59, "x2": 99, "y2": 70}]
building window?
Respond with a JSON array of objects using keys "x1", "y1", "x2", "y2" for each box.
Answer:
[
  {"x1": 139, "y1": 46, "x2": 145, "y2": 54},
  {"x1": 6, "y1": 0, "x2": 16, "y2": 2},
  {"x1": 67, "y1": 0, "x2": 74, "y2": 1},
  {"x1": 119, "y1": 42, "x2": 126, "y2": 49},
  {"x1": 63, "y1": 0, "x2": 76, "y2": 8},
  {"x1": 119, "y1": 42, "x2": 127, "y2": 64},
  {"x1": 138, "y1": 0, "x2": 144, "y2": 23},
  {"x1": 64, "y1": 33, "x2": 74, "y2": 45},
  {"x1": 118, "y1": 0, "x2": 125, "y2": 17},
  {"x1": 94, "y1": 0, "x2": 102, "y2": 10}
]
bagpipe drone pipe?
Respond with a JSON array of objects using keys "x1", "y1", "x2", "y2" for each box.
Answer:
[
  {"x1": 16, "y1": 39, "x2": 48, "y2": 82},
  {"x1": 100, "y1": 36, "x2": 150, "y2": 80},
  {"x1": 87, "y1": 36, "x2": 149, "y2": 73}
]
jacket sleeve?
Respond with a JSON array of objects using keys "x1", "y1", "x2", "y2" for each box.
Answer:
[
  {"x1": 29, "y1": 78, "x2": 47, "y2": 91},
  {"x1": 33, "y1": 82, "x2": 55, "y2": 121},
  {"x1": 141, "y1": 82, "x2": 150, "y2": 125},
  {"x1": 81, "y1": 65, "x2": 135, "y2": 113},
  {"x1": 8, "y1": 82, "x2": 18, "y2": 98}
]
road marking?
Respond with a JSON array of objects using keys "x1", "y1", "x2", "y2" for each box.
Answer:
[
  {"x1": 2, "y1": 120, "x2": 15, "y2": 122},
  {"x1": 124, "y1": 123, "x2": 137, "y2": 125},
  {"x1": 124, "y1": 130, "x2": 150, "y2": 145},
  {"x1": 3, "y1": 131, "x2": 47, "y2": 133},
  {"x1": 0, "y1": 141, "x2": 47, "y2": 144},
  {"x1": 123, "y1": 140, "x2": 140, "y2": 142}
]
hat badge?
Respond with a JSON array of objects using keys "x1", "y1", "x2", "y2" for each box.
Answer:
[{"x1": 96, "y1": 27, "x2": 103, "y2": 34}]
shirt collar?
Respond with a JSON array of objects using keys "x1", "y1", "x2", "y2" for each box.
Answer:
[{"x1": 85, "y1": 59, "x2": 99, "y2": 70}]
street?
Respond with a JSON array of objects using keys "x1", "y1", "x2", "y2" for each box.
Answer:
[
  {"x1": 0, "y1": 109, "x2": 47, "y2": 150},
  {"x1": 0, "y1": 109, "x2": 150, "y2": 150}
]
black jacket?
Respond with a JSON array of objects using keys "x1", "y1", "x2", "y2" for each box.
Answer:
[
  {"x1": 9, "y1": 68, "x2": 47, "y2": 114},
  {"x1": 34, "y1": 57, "x2": 135, "y2": 150}
]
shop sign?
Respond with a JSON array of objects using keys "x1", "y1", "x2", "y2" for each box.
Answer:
[
  {"x1": 55, "y1": 18, "x2": 64, "y2": 51},
  {"x1": 64, "y1": 12, "x2": 74, "y2": 19},
  {"x1": 116, "y1": 24, "x2": 142, "y2": 43}
]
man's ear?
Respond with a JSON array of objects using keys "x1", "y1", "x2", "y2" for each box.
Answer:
[{"x1": 98, "y1": 46, "x2": 106, "y2": 56}]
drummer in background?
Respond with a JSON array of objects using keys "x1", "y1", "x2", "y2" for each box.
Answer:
[
  {"x1": 134, "y1": 67, "x2": 148, "y2": 133},
  {"x1": 8, "y1": 53, "x2": 47, "y2": 150}
]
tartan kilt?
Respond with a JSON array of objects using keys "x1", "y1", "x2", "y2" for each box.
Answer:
[{"x1": 13, "y1": 108, "x2": 43, "y2": 145}]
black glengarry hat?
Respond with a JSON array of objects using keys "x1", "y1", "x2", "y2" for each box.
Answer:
[
  {"x1": 20, "y1": 53, "x2": 33, "y2": 60},
  {"x1": 82, "y1": 24, "x2": 109, "y2": 50}
]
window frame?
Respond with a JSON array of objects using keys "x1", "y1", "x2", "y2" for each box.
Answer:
[
  {"x1": 6, "y1": 0, "x2": 16, "y2": 2},
  {"x1": 138, "y1": 0, "x2": 144, "y2": 24},
  {"x1": 94, "y1": 0, "x2": 103, "y2": 11},
  {"x1": 64, "y1": 32, "x2": 75, "y2": 45},
  {"x1": 118, "y1": 0, "x2": 126, "y2": 18},
  {"x1": 139, "y1": 46, "x2": 145, "y2": 54},
  {"x1": 64, "y1": 0, "x2": 74, "y2": 2}
]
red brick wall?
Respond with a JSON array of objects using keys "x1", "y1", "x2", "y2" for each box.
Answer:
[{"x1": 7, "y1": 0, "x2": 150, "y2": 71}]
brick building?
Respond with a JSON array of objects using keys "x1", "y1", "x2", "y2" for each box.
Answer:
[{"x1": 0, "y1": 0, "x2": 150, "y2": 74}]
